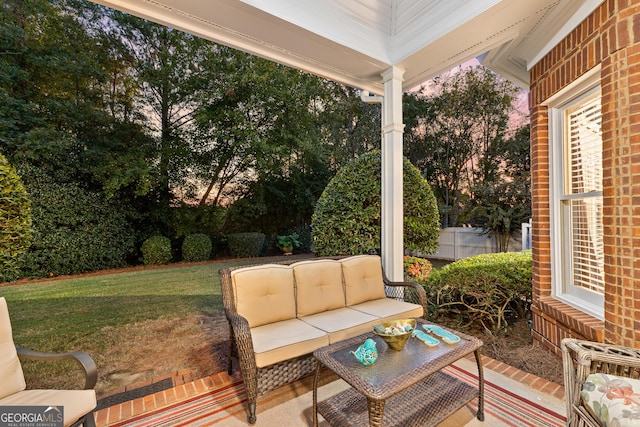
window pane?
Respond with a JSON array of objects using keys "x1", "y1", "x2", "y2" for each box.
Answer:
[
  {"x1": 567, "y1": 196, "x2": 604, "y2": 294},
  {"x1": 562, "y1": 91, "x2": 604, "y2": 296},
  {"x1": 566, "y1": 94, "x2": 602, "y2": 195}
]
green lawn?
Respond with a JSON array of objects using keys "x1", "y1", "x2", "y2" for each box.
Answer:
[{"x1": 1, "y1": 258, "x2": 284, "y2": 394}]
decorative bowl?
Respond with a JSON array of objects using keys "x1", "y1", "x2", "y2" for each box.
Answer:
[{"x1": 372, "y1": 318, "x2": 417, "y2": 351}]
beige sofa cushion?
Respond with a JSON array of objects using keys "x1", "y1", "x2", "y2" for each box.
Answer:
[
  {"x1": 251, "y1": 319, "x2": 329, "y2": 368},
  {"x1": 0, "y1": 389, "x2": 96, "y2": 427},
  {"x1": 350, "y1": 298, "x2": 424, "y2": 321},
  {"x1": 341, "y1": 255, "x2": 387, "y2": 306},
  {"x1": 231, "y1": 265, "x2": 296, "y2": 328},
  {"x1": 293, "y1": 260, "x2": 345, "y2": 317},
  {"x1": 0, "y1": 298, "x2": 26, "y2": 400},
  {"x1": 300, "y1": 307, "x2": 379, "y2": 344}
]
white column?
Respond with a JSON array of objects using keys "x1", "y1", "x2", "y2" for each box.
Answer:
[{"x1": 381, "y1": 66, "x2": 405, "y2": 281}]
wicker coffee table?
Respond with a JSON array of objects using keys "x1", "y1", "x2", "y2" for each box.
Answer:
[{"x1": 312, "y1": 319, "x2": 484, "y2": 426}]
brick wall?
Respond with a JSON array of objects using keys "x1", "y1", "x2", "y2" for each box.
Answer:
[{"x1": 530, "y1": 0, "x2": 640, "y2": 351}]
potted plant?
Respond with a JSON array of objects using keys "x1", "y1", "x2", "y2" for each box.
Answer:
[{"x1": 276, "y1": 233, "x2": 301, "y2": 255}]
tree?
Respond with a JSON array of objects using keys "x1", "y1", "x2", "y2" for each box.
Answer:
[
  {"x1": 111, "y1": 13, "x2": 220, "y2": 234},
  {"x1": 473, "y1": 125, "x2": 531, "y2": 251},
  {"x1": 405, "y1": 67, "x2": 523, "y2": 227},
  {"x1": 0, "y1": 0, "x2": 153, "y2": 199},
  {"x1": 193, "y1": 54, "x2": 380, "y2": 236},
  {"x1": 312, "y1": 150, "x2": 439, "y2": 256}
]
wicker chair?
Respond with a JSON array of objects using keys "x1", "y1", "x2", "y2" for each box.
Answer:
[
  {"x1": 562, "y1": 338, "x2": 640, "y2": 427},
  {"x1": 0, "y1": 297, "x2": 97, "y2": 427},
  {"x1": 219, "y1": 257, "x2": 428, "y2": 424}
]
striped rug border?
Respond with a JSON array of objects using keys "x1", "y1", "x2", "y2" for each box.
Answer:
[
  {"x1": 446, "y1": 363, "x2": 566, "y2": 426},
  {"x1": 108, "y1": 364, "x2": 566, "y2": 426}
]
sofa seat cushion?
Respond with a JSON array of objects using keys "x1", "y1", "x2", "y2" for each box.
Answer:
[
  {"x1": 0, "y1": 389, "x2": 96, "y2": 427},
  {"x1": 300, "y1": 307, "x2": 379, "y2": 344},
  {"x1": 341, "y1": 255, "x2": 387, "y2": 306},
  {"x1": 293, "y1": 260, "x2": 345, "y2": 317},
  {"x1": 231, "y1": 264, "x2": 296, "y2": 328},
  {"x1": 581, "y1": 372, "x2": 640, "y2": 427},
  {"x1": 251, "y1": 318, "x2": 329, "y2": 368},
  {"x1": 350, "y1": 298, "x2": 424, "y2": 321}
]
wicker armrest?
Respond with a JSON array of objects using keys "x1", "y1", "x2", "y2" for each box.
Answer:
[
  {"x1": 225, "y1": 310, "x2": 253, "y2": 348},
  {"x1": 16, "y1": 345, "x2": 98, "y2": 390},
  {"x1": 225, "y1": 309, "x2": 258, "y2": 367}
]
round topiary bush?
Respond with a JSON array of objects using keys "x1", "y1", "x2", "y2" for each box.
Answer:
[
  {"x1": 182, "y1": 233, "x2": 212, "y2": 262},
  {"x1": 0, "y1": 155, "x2": 32, "y2": 282},
  {"x1": 312, "y1": 150, "x2": 439, "y2": 256},
  {"x1": 227, "y1": 232, "x2": 265, "y2": 258},
  {"x1": 141, "y1": 235, "x2": 172, "y2": 265}
]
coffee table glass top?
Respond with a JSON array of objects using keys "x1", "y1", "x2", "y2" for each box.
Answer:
[{"x1": 315, "y1": 320, "x2": 482, "y2": 399}]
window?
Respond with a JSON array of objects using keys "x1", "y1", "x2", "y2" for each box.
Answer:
[{"x1": 546, "y1": 67, "x2": 604, "y2": 319}]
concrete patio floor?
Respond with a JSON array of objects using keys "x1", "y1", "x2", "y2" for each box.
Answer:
[{"x1": 94, "y1": 354, "x2": 566, "y2": 426}]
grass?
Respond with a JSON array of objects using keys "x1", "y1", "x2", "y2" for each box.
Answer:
[
  {"x1": 2, "y1": 254, "x2": 448, "y2": 397},
  {"x1": 1, "y1": 258, "x2": 277, "y2": 396}
]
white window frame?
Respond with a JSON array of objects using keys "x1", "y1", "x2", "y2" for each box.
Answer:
[{"x1": 544, "y1": 65, "x2": 604, "y2": 320}]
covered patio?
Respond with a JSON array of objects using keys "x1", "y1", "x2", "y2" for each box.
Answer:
[{"x1": 84, "y1": 0, "x2": 627, "y2": 425}]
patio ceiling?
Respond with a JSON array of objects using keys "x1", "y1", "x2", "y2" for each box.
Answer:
[{"x1": 93, "y1": 0, "x2": 603, "y2": 94}]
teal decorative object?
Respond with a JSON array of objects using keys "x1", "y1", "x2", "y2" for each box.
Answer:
[
  {"x1": 412, "y1": 329, "x2": 440, "y2": 347},
  {"x1": 422, "y1": 324, "x2": 460, "y2": 344},
  {"x1": 350, "y1": 338, "x2": 378, "y2": 366}
]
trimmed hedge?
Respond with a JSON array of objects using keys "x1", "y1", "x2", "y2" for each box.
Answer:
[
  {"x1": 141, "y1": 235, "x2": 172, "y2": 265},
  {"x1": 425, "y1": 250, "x2": 532, "y2": 332},
  {"x1": 19, "y1": 165, "x2": 136, "y2": 278},
  {"x1": 182, "y1": 233, "x2": 212, "y2": 262},
  {"x1": 0, "y1": 155, "x2": 32, "y2": 282},
  {"x1": 227, "y1": 232, "x2": 265, "y2": 258}
]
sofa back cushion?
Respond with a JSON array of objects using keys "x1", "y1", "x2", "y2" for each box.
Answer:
[
  {"x1": 231, "y1": 265, "x2": 296, "y2": 328},
  {"x1": 0, "y1": 297, "x2": 26, "y2": 399},
  {"x1": 341, "y1": 255, "x2": 387, "y2": 306},
  {"x1": 293, "y1": 260, "x2": 345, "y2": 317}
]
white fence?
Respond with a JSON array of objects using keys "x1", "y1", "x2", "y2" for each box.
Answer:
[
  {"x1": 521, "y1": 219, "x2": 532, "y2": 250},
  {"x1": 423, "y1": 225, "x2": 527, "y2": 261}
]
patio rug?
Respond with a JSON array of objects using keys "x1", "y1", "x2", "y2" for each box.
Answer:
[{"x1": 108, "y1": 364, "x2": 566, "y2": 426}]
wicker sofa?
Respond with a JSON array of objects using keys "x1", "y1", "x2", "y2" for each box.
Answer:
[
  {"x1": 218, "y1": 254, "x2": 428, "y2": 424},
  {"x1": 562, "y1": 338, "x2": 640, "y2": 427}
]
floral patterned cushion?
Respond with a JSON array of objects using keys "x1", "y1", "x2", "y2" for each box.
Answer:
[{"x1": 581, "y1": 373, "x2": 640, "y2": 426}]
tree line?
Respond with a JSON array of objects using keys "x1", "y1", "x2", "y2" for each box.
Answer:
[{"x1": 0, "y1": 0, "x2": 530, "y2": 279}]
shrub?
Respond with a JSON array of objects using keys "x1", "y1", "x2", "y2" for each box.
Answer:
[
  {"x1": 141, "y1": 235, "x2": 172, "y2": 265},
  {"x1": 210, "y1": 233, "x2": 228, "y2": 258},
  {"x1": 227, "y1": 232, "x2": 265, "y2": 258},
  {"x1": 403, "y1": 256, "x2": 432, "y2": 285},
  {"x1": 312, "y1": 150, "x2": 439, "y2": 256},
  {"x1": 0, "y1": 155, "x2": 32, "y2": 282},
  {"x1": 182, "y1": 233, "x2": 212, "y2": 262},
  {"x1": 19, "y1": 165, "x2": 136, "y2": 278},
  {"x1": 425, "y1": 250, "x2": 532, "y2": 332}
]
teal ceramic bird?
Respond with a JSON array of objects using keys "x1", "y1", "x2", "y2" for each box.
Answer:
[{"x1": 350, "y1": 338, "x2": 378, "y2": 366}]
